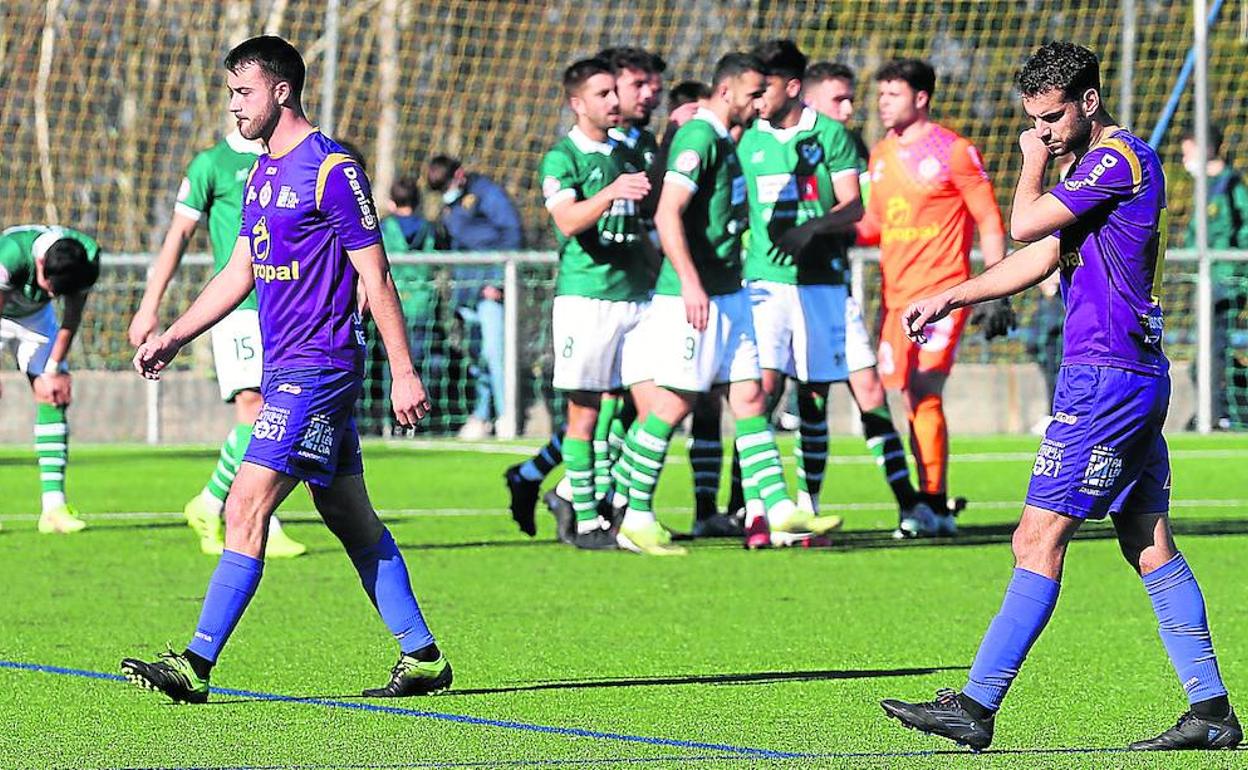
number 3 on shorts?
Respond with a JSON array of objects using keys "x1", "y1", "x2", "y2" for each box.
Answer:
[
  {"x1": 683, "y1": 336, "x2": 696, "y2": 361},
  {"x1": 561, "y1": 336, "x2": 574, "y2": 359}
]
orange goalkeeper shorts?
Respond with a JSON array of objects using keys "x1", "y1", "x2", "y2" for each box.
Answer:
[{"x1": 876, "y1": 305, "x2": 970, "y2": 390}]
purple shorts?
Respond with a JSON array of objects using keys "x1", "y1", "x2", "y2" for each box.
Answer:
[
  {"x1": 1026, "y1": 364, "x2": 1170, "y2": 519},
  {"x1": 243, "y1": 367, "x2": 364, "y2": 487}
]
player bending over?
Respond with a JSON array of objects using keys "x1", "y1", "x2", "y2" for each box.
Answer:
[{"x1": 0, "y1": 225, "x2": 99, "y2": 534}]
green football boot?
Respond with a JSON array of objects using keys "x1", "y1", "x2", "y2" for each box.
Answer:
[
  {"x1": 183, "y1": 495, "x2": 224, "y2": 555},
  {"x1": 616, "y1": 519, "x2": 688, "y2": 556},
  {"x1": 362, "y1": 653, "x2": 453, "y2": 697},
  {"x1": 38, "y1": 503, "x2": 86, "y2": 534},
  {"x1": 121, "y1": 647, "x2": 210, "y2": 704}
]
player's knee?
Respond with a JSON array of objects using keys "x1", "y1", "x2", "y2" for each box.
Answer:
[
  {"x1": 849, "y1": 369, "x2": 886, "y2": 411},
  {"x1": 234, "y1": 389, "x2": 263, "y2": 423}
]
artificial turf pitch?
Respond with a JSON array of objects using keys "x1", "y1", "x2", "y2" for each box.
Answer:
[{"x1": 1, "y1": 434, "x2": 1246, "y2": 769}]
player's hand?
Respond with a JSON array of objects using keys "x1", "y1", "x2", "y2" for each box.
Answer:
[
  {"x1": 34, "y1": 372, "x2": 73, "y2": 407},
  {"x1": 970, "y1": 297, "x2": 1017, "y2": 341},
  {"x1": 391, "y1": 370, "x2": 432, "y2": 428},
  {"x1": 1019, "y1": 129, "x2": 1051, "y2": 163},
  {"x1": 127, "y1": 308, "x2": 159, "y2": 347},
  {"x1": 133, "y1": 334, "x2": 182, "y2": 380},
  {"x1": 774, "y1": 220, "x2": 821, "y2": 261},
  {"x1": 668, "y1": 101, "x2": 699, "y2": 128},
  {"x1": 681, "y1": 280, "x2": 710, "y2": 332},
  {"x1": 902, "y1": 293, "x2": 954, "y2": 344},
  {"x1": 608, "y1": 172, "x2": 651, "y2": 202}
]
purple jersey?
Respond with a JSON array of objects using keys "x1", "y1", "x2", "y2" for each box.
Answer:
[
  {"x1": 1049, "y1": 130, "x2": 1167, "y2": 375},
  {"x1": 240, "y1": 131, "x2": 381, "y2": 373}
]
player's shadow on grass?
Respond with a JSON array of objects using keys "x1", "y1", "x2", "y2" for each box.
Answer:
[
  {"x1": 439, "y1": 664, "x2": 970, "y2": 696},
  {"x1": 203, "y1": 665, "x2": 969, "y2": 705},
  {"x1": 787, "y1": 516, "x2": 1248, "y2": 552}
]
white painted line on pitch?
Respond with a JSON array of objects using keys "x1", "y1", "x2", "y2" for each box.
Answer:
[{"x1": 1, "y1": 498, "x2": 1242, "y2": 523}]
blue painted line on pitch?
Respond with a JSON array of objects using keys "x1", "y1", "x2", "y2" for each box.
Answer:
[{"x1": 0, "y1": 660, "x2": 805, "y2": 760}]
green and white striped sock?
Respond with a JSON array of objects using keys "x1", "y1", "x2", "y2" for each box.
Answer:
[
  {"x1": 35, "y1": 403, "x2": 69, "y2": 512},
  {"x1": 562, "y1": 437, "x2": 598, "y2": 530},
  {"x1": 593, "y1": 395, "x2": 621, "y2": 501},
  {"x1": 735, "y1": 415, "x2": 794, "y2": 521},
  {"x1": 203, "y1": 423, "x2": 252, "y2": 515},
  {"x1": 622, "y1": 414, "x2": 676, "y2": 524}
]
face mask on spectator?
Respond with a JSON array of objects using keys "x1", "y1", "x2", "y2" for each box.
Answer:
[{"x1": 442, "y1": 186, "x2": 464, "y2": 205}]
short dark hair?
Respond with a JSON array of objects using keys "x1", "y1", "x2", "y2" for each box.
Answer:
[
  {"x1": 596, "y1": 46, "x2": 656, "y2": 77},
  {"x1": 649, "y1": 51, "x2": 668, "y2": 75},
  {"x1": 426, "y1": 155, "x2": 462, "y2": 192},
  {"x1": 875, "y1": 58, "x2": 936, "y2": 97},
  {"x1": 669, "y1": 80, "x2": 711, "y2": 111},
  {"x1": 712, "y1": 52, "x2": 765, "y2": 89},
  {"x1": 224, "y1": 35, "x2": 305, "y2": 100},
  {"x1": 43, "y1": 238, "x2": 98, "y2": 296},
  {"x1": 563, "y1": 57, "x2": 612, "y2": 97},
  {"x1": 1182, "y1": 123, "x2": 1225, "y2": 154},
  {"x1": 752, "y1": 39, "x2": 807, "y2": 81},
  {"x1": 390, "y1": 176, "x2": 422, "y2": 209},
  {"x1": 1015, "y1": 41, "x2": 1100, "y2": 100},
  {"x1": 805, "y1": 62, "x2": 855, "y2": 87}
]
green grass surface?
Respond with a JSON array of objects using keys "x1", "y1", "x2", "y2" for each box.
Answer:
[{"x1": 1, "y1": 434, "x2": 1247, "y2": 769}]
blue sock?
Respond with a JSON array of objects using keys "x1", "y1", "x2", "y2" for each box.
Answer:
[
  {"x1": 1142, "y1": 553, "x2": 1227, "y2": 704},
  {"x1": 187, "y1": 550, "x2": 264, "y2": 664},
  {"x1": 348, "y1": 528, "x2": 435, "y2": 654},
  {"x1": 962, "y1": 568, "x2": 1060, "y2": 711}
]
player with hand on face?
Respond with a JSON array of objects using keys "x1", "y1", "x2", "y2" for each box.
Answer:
[
  {"x1": 0, "y1": 225, "x2": 100, "y2": 535},
  {"x1": 122, "y1": 35, "x2": 450, "y2": 703},
  {"x1": 881, "y1": 41, "x2": 1239, "y2": 753}
]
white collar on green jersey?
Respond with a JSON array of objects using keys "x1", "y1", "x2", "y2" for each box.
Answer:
[
  {"x1": 756, "y1": 106, "x2": 817, "y2": 141},
  {"x1": 568, "y1": 126, "x2": 613, "y2": 156},
  {"x1": 693, "y1": 107, "x2": 730, "y2": 139},
  {"x1": 32, "y1": 227, "x2": 66, "y2": 260},
  {"x1": 225, "y1": 130, "x2": 265, "y2": 156}
]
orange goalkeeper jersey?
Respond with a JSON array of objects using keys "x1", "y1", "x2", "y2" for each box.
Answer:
[{"x1": 858, "y1": 123, "x2": 1004, "y2": 309}]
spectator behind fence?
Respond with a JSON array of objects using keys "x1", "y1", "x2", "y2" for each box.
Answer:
[
  {"x1": 426, "y1": 154, "x2": 524, "y2": 439},
  {"x1": 1182, "y1": 124, "x2": 1248, "y2": 430},
  {"x1": 381, "y1": 177, "x2": 441, "y2": 411}
]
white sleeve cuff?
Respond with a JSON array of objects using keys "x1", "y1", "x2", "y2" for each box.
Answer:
[
  {"x1": 831, "y1": 168, "x2": 860, "y2": 182},
  {"x1": 543, "y1": 189, "x2": 577, "y2": 210},
  {"x1": 663, "y1": 171, "x2": 699, "y2": 194},
  {"x1": 174, "y1": 202, "x2": 204, "y2": 221}
]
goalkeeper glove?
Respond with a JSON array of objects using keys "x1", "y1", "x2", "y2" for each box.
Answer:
[{"x1": 971, "y1": 298, "x2": 1016, "y2": 341}]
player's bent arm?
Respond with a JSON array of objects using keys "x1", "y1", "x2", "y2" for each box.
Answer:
[
  {"x1": 1010, "y1": 193, "x2": 1078, "y2": 244},
  {"x1": 547, "y1": 186, "x2": 621, "y2": 238},
  {"x1": 161, "y1": 235, "x2": 255, "y2": 347},
  {"x1": 945, "y1": 236, "x2": 1060, "y2": 309},
  {"x1": 48, "y1": 290, "x2": 89, "y2": 366},
  {"x1": 804, "y1": 173, "x2": 866, "y2": 235}
]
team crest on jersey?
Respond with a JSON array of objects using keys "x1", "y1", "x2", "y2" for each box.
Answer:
[
  {"x1": 798, "y1": 140, "x2": 823, "y2": 166},
  {"x1": 751, "y1": 149, "x2": 766, "y2": 164},
  {"x1": 235, "y1": 168, "x2": 250, "y2": 182},
  {"x1": 259, "y1": 181, "x2": 273, "y2": 208},
  {"x1": 675, "y1": 150, "x2": 701, "y2": 174},
  {"x1": 918, "y1": 156, "x2": 941, "y2": 181},
  {"x1": 276, "y1": 186, "x2": 299, "y2": 209},
  {"x1": 588, "y1": 167, "x2": 604, "y2": 185},
  {"x1": 265, "y1": 166, "x2": 278, "y2": 175}
]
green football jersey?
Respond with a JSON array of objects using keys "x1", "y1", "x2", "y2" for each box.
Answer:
[
  {"x1": 655, "y1": 109, "x2": 747, "y2": 297},
  {"x1": 175, "y1": 132, "x2": 262, "y2": 310},
  {"x1": 539, "y1": 126, "x2": 651, "y2": 302},
  {"x1": 0, "y1": 225, "x2": 100, "y2": 319},
  {"x1": 737, "y1": 108, "x2": 860, "y2": 285}
]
